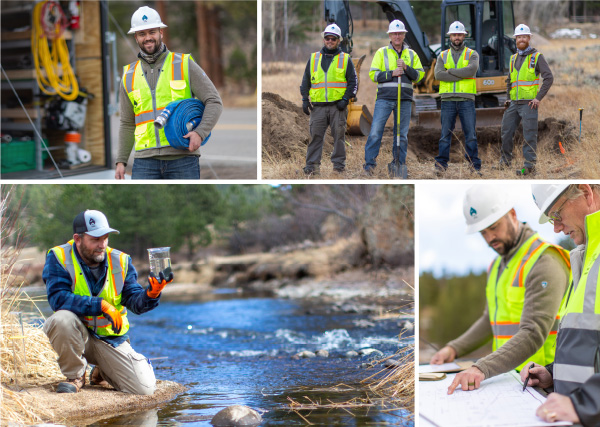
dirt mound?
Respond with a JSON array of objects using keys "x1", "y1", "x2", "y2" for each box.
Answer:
[{"x1": 262, "y1": 92, "x2": 334, "y2": 159}]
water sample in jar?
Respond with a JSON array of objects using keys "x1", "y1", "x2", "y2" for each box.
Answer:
[{"x1": 148, "y1": 247, "x2": 172, "y2": 277}]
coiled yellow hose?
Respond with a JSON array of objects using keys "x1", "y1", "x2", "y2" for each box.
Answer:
[{"x1": 31, "y1": 1, "x2": 79, "y2": 101}]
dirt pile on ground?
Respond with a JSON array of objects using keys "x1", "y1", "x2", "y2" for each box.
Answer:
[{"x1": 262, "y1": 92, "x2": 335, "y2": 159}]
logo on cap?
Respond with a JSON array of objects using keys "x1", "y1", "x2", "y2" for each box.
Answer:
[
  {"x1": 89, "y1": 218, "x2": 96, "y2": 226},
  {"x1": 470, "y1": 207, "x2": 478, "y2": 218},
  {"x1": 142, "y1": 15, "x2": 148, "y2": 22}
]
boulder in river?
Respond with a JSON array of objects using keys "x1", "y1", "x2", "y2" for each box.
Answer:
[
  {"x1": 316, "y1": 349, "x2": 329, "y2": 357},
  {"x1": 345, "y1": 350, "x2": 359, "y2": 358},
  {"x1": 294, "y1": 350, "x2": 316, "y2": 359},
  {"x1": 211, "y1": 405, "x2": 262, "y2": 426}
]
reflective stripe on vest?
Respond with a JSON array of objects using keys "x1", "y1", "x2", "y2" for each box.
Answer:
[
  {"x1": 309, "y1": 51, "x2": 349, "y2": 102},
  {"x1": 49, "y1": 241, "x2": 130, "y2": 336},
  {"x1": 374, "y1": 48, "x2": 416, "y2": 91},
  {"x1": 438, "y1": 48, "x2": 477, "y2": 95},
  {"x1": 122, "y1": 52, "x2": 193, "y2": 151},
  {"x1": 554, "y1": 209, "x2": 600, "y2": 395},
  {"x1": 487, "y1": 234, "x2": 570, "y2": 371},
  {"x1": 509, "y1": 53, "x2": 540, "y2": 101}
]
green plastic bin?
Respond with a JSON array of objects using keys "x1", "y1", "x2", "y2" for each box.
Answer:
[{"x1": 1, "y1": 140, "x2": 48, "y2": 173}]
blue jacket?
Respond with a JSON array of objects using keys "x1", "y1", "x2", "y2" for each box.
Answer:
[{"x1": 43, "y1": 243, "x2": 159, "y2": 347}]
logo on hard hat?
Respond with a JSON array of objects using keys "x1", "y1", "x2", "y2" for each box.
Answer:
[
  {"x1": 142, "y1": 15, "x2": 148, "y2": 22},
  {"x1": 541, "y1": 281, "x2": 548, "y2": 288},
  {"x1": 470, "y1": 207, "x2": 477, "y2": 218},
  {"x1": 456, "y1": 25, "x2": 459, "y2": 29},
  {"x1": 396, "y1": 23, "x2": 400, "y2": 28},
  {"x1": 89, "y1": 218, "x2": 96, "y2": 226},
  {"x1": 520, "y1": 27, "x2": 524, "y2": 30}
]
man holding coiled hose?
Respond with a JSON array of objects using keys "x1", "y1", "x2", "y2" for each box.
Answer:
[{"x1": 116, "y1": 6, "x2": 222, "y2": 180}]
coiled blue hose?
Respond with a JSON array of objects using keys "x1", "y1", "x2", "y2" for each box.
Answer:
[{"x1": 162, "y1": 99, "x2": 212, "y2": 149}]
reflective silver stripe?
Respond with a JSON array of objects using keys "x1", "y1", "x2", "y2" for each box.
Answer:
[
  {"x1": 510, "y1": 80, "x2": 540, "y2": 88},
  {"x1": 553, "y1": 363, "x2": 596, "y2": 384},
  {"x1": 383, "y1": 49, "x2": 390, "y2": 72},
  {"x1": 511, "y1": 238, "x2": 544, "y2": 287},
  {"x1": 550, "y1": 317, "x2": 560, "y2": 332},
  {"x1": 373, "y1": 71, "x2": 381, "y2": 79},
  {"x1": 109, "y1": 249, "x2": 126, "y2": 295},
  {"x1": 55, "y1": 244, "x2": 77, "y2": 288},
  {"x1": 313, "y1": 52, "x2": 320, "y2": 74},
  {"x1": 337, "y1": 52, "x2": 344, "y2": 69},
  {"x1": 561, "y1": 312, "x2": 600, "y2": 330},
  {"x1": 377, "y1": 82, "x2": 413, "y2": 89},
  {"x1": 414, "y1": 68, "x2": 425, "y2": 73},
  {"x1": 327, "y1": 82, "x2": 347, "y2": 88},
  {"x1": 135, "y1": 111, "x2": 156, "y2": 125},
  {"x1": 124, "y1": 61, "x2": 137, "y2": 93},
  {"x1": 491, "y1": 323, "x2": 520, "y2": 336},
  {"x1": 583, "y1": 254, "x2": 600, "y2": 313},
  {"x1": 409, "y1": 50, "x2": 414, "y2": 67},
  {"x1": 172, "y1": 53, "x2": 183, "y2": 80}
]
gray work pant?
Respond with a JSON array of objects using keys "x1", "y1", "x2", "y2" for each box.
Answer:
[
  {"x1": 43, "y1": 310, "x2": 156, "y2": 395},
  {"x1": 306, "y1": 104, "x2": 347, "y2": 169},
  {"x1": 500, "y1": 102, "x2": 538, "y2": 168}
]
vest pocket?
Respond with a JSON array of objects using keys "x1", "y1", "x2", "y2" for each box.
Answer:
[
  {"x1": 170, "y1": 80, "x2": 187, "y2": 101},
  {"x1": 506, "y1": 286, "x2": 526, "y2": 319},
  {"x1": 130, "y1": 89, "x2": 142, "y2": 114}
]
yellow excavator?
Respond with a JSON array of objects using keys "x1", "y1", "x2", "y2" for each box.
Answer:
[{"x1": 325, "y1": 0, "x2": 517, "y2": 134}]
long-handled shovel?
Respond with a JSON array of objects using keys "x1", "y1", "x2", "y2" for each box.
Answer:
[{"x1": 388, "y1": 67, "x2": 407, "y2": 179}]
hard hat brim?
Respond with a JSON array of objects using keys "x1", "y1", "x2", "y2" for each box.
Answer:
[
  {"x1": 513, "y1": 32, "x2": 532, "y2": 37},
  {"x1": 322, "y1": 32, "x2": 343, "y2": 41},
  {"x1": 128, "y1": 23, "x2": 168, "y2": 35},
  {"x1": 447, "y1": 30, "x2": 468, "y2": 35},
  {"x1": 387, "y1": 29, "x2": 408, "y2": 33}
]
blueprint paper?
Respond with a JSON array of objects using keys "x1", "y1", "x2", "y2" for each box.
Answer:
[
  {"x1": 419, "y1": 362, "x2": 461, "y2": 373},
  {"x1": 419, "y1": 371, "x2": 572, "y2": 427}
]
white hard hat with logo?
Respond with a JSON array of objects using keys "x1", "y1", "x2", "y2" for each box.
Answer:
[
  {"x1": 322, "y1": 24, "x2": 343, "y2": 41},
  {"x1": 387, "y1": 20, "x2": 408, "y2": 33},
  {"x1": 447, "y1": 21, "x2": 468, "y2": 35},
  {"x1": 463, "y1": 185, "x2": 515, "y2": 234},
  {"x1": 128, "y1": 6, "x2": 167, "y2": 34},
  {"x1": 531, "y1": 184, "x2": 570, "y2": 224},
  {"x1": 513, "y1": 24, "x2": 532, "y2": 37}
]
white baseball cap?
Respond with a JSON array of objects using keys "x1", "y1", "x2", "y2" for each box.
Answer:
[{"x1": 73, "y1": 210, "x2": 120, "y2": 237}]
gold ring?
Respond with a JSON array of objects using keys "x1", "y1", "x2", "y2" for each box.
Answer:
[{"x1": 468, "y1": 382, "x2": 475, "y2": 386}]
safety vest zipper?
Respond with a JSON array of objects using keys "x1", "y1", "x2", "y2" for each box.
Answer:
[
  {"x1": 143, "y1": 65, "x2": 162, "y2": 149},
  {"x1": 324, "y1": 65, "x2": 328, "y2": 103}
]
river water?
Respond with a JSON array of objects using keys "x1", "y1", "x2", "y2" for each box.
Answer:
[{"x1": 39, "y1": 290, "x2": 413, "y2": 426}]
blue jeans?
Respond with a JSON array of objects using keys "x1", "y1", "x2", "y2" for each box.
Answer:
[
  {"x1": 131, "y1": 156, "x2": 200, "y2": 180},
  {"x1": 435, "y1": 100, "x2": 481, "y2": 170},
  {"x1": 364, "y1": 99, "x2": 412, "y2": 170}
]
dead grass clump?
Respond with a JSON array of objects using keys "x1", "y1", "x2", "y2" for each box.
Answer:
[{"x1": 1, "y1": 187, "x2": 63, "y2": 426}]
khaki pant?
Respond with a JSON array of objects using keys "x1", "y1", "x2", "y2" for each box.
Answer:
[
  {"x1": 43, "y1": 310, "x2": 156, "y2": 395},
  {"x1": 306, "y1": 104, "x2": 347, "y2": 169}
]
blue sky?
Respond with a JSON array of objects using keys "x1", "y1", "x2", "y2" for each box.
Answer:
[{"x1": 418, "y1": 182, "x2": 565, "y2": 277}]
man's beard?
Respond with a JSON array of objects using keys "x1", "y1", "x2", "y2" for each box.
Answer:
[
  {"x1": 80, "y1": 245, "x2": 106, "y2": 265},
  {"x1": 452, "y1": 38, "x2": 463, "y2": 47},
  {"x1": 489, "y1": 222, "x2": 519, "y2": 256},
  {"x1": 139, "y1": 36, "x2": 162, "y2": 55}
]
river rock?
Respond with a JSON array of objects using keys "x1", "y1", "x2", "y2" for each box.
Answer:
[
  {"x1": 316, "y1": 349, "x2": 329, "y2": 357},
  {"x1": 359, "y1": 348, "x2": 383, "y2": 357},
  {"x1": 211, "y1": 405, "x2": 262, "y2": 426},
  {"x1": 345, "y1": 350, "x2": 359, "y2": 358},
  {"x1": 294, "y1": 350, "x2": 316, "y2": 358},
  {"x1": 384, "y1": 359, "x2": 402, "y2": 369}
]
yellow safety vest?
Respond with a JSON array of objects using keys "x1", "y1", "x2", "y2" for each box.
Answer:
[
  {"x1": 554, "y1": 210, "x2": 600, "y2": 395},
  {"x1": 368, "y1": 46, "x2": 424, "y2": 100},
  {"x1": 308, "y1": 51, "x2": 349, "y2": 102},
  {"x1": 438, "y1": 48, "x2": 477, "y2": 95},
  {"x1": 509, "y1": 52, "x2": 540, "y2": 101},
  {"x1": 122, "y1": 52, "x2": 193, "y2": 152},
  {"x1": 49, "y1": 240, "x2": 130, "y2": 337},
  {"x1": 486, "y1": 233, "x2": 571, "y2": 371}
]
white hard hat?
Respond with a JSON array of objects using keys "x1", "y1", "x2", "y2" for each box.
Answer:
[
  {"x1": 513, "y1": 24, "x2": 532, "y2": 37},
  {"x1": 531, "y1": 184, "x2": 570, "y2": 224},
  {"x1": 387, "y1": 20, "x2": 408, "y2": 34},
  {"x1": 463, "y1": 185, "x2": 515, "y2": 234},
  {"x1": 128, "y1": 6, "x2": 167, "y2": 35},
  {"x1": 322, "y1": 24, "x2": 343, "y2": 41},
  {"x1": 447, "y1": 21, "x2": 468, "y2": 35}
]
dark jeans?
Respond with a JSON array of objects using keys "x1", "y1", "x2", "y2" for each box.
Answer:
[
  {"x1": 364, "y1": 99, "x2": 412, "y2": 170},
  {"x1": 435, "y1": 100, "x2": 481, "y2": 170},
  {"x1": 306, "y1": 104, "x2": 347, "y2": 169},
  {"x1": 501, "y1": 102, "x2": 538, "y2": 168},
  {"x1": 131, "y1": 156, "x2": 200, "y2": 180}
]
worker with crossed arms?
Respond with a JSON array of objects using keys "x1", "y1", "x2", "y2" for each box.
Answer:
[
  {"x1": 43, "y1": 210, "x2": 173, "y2": 394},
  {"x1": 430, "y1": 184, "x2": 570, "y2": 395}
]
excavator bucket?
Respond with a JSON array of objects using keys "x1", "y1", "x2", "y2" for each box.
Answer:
[
  {"x1": 347, "y1": 102, "x2": 373, "y2": 136},
  {"x1": 417, "y1": 107, "x2": 506, "y2": 129}
]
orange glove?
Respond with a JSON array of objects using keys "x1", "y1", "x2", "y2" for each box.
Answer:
[
  {"x1": 101, "y1": 300, "x2": 123, "y2": 334},
  {"x1": 147, "y1": 271, "x2": 174, "y2": 299}
]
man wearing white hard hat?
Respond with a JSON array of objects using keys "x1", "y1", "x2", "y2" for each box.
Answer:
[
  {"x1": 362, "y1": 19, "x2": 424, "y2": 177},
  {"x1": 43, "y1": 210, "x2": 173, "y2": 394},
  {"x1": 430, "y1": 184, "x2": 570, "y2": 396},
  {"x1": 300, "y1": 23, "x2": 357, "y2": 175},
  {"x1": 521, "y1": 184, "x2": 600, "y2": 425},
  {"x1": 499, "y1": 24, "x2": 554, "y2": 177},
  {"x1": 116, "y1": 6, "x2": 223, "y2": 180},
  {"x1": 434, "y1": 21, "x2": 481, "y2": 177}
]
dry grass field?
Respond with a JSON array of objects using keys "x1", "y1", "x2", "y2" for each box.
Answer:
[{"x1": 262, "y1": 27, "x2": 600, "y2": 180}]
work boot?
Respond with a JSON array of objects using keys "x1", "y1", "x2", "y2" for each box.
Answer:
[
  {"x1": 89, "y1": 366, "x2": 110, "y2": 387},
  {"x1": 516, "y1": 166, "x2": 536, "y2": 177},
  {"x1": 333, "y1": 166, "x2": 345, "y2": 173},
  {"x1": 363, "y1": 167, "x2": 375, "y2": 177},
  {"x1": 303, "y1": 166, "x2": 320, "y2": 176},
  {"x1": 56, "y1": 376, "x2": 85, "y2": 393},
  {"x1": 468, "y1": 164, "x2": 483, "y2": 177},
  {"x1": 434, "y1": 163, "x2": 446, "y2": 177}
]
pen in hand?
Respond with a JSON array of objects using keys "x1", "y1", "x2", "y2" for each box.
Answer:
[{"x1": 522, "y1": 362, "x2": 535, "y2": 392}]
